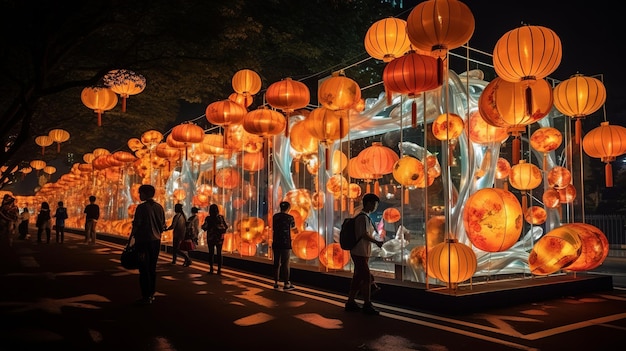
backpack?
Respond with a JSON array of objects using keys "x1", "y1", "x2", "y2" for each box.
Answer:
[{"x1": 339, "y1": 213, "x2": 366, "y2": 250}]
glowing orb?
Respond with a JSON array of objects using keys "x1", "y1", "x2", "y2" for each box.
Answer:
[
  {"x1": 524, "y1": 206, "x2": 547, "y2": 225},
  {"x1": 563, "y1": 223, "x2": 609, "y2": 271},
  {"x1": 292, "y1": 230, "x2": 326, "y2": 260},
  {"x1": 529, "y1": 225, "x2": 582, "y2": 275},
  {"x1": 319, "y1": 243, "x2": 350, "y2": 269}
]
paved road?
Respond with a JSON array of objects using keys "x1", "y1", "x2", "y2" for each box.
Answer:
[{"x1": 1, "y1": 234, "x2": 626, "y2": 351}]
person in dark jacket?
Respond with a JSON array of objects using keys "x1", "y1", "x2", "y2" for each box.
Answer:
[
  {"x1": 166, "y1": 203, "x2": 191, "y2": 267},
  {"x1": 53, "y1": 201, "x2": 69, "y2": 244},
  {"x1": 36, "y1": 202, "x2": 52, "y2": 244},
  {"x1": 201, "y1": 204, "x2": 228, "y2": 275},
  {"x1": 130, "y1": 185, "x2": 165, "y2": 305},
  {"x1": 271, "y1": 201, "x2": 297, "y2": 290},
  {"x1": 83, "y1": 195, "x2": 100, "y2": 245}
]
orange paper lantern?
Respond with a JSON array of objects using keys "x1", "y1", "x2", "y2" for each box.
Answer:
[
  {"x1": 529, "y1": 225, "x2": 582, "y2": 275},
  {"x1": 582, "y1": 121, "x2": 626, "y2": 187},
  {"x1": 432, "y1": 113, "x2": 464, "y2": 140},
  {"x1": 319, "y1": 243, "x2": 351, "y2": 269},
  {"x1": 563, "y1": 223, "x2": 609, "y2": 272},
  {"x1": 318, "y1": 71, "x2": 361, "y2": 111},
  {"x1": 364, "y1": 17, "x2": 412, "y2": 62},
  {"x1": 427, "y1": 239, "x2": 477, "y2": 286},
  {"x1": 292, "y1": 230, "x2": 326, "y2": 260},
  {"x1": 81, "y1": 86, "x2": 118, "y2": 127}
]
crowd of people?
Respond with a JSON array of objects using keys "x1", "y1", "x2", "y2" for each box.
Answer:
[{"x1": 1, "y1": 187, "x2": 384, "y2": 315}]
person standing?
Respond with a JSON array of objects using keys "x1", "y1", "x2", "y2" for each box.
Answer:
[
  {"x1": 0, "y1": 194, "x2": 19, "y2": 247},
  {"x1": 36, "y1": 202, "x2": 52, "y2": 244},
  {"x1": 345, "y1": 193, "x2": 384, "y2": 315},
  {"x1": 83, "y1": 195, "x2": 100, "y2": 245},
  {"x1": 201, "y1": 204, "x2": 228, "y2": 275},
  {"x1": 187, "y1": 207, "x2": 200, "y2": 245},
  {"x1": 271, "y1": 201, "x2": 297, "y2": 290},
  {"x1": 53, "y1": 201, "x2": 69, "y2": 244},
  {"x1": 166, "y1": 203, "x2": 191, "y2": 267},
  {"x1": 17, "y1": 207, "x2": 30, "y2": 240},
  {"x1": 130, "y1": 184, "x2": 165, "y2": 305}
]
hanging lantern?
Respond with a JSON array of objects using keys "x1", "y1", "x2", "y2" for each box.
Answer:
[
  {"x1": 524, "y1": 206, "x2": 547, "y2": 225},
  {"x1": 42, "y1": 165, "x2": 56, "y2": 175},
  {"x1": 289, "y1": 120, "x2": 318, "y2": 157},
  {"x1": 427, "y1": 239, "x2": 477, "y2": 287},
  {"x1": 330, "y1": 149, "x2": 348, "y2": 175},
  {"x1": 382, "y1": 50, "x2": 440, "y2": 126},
  {"x1": 228, "y1": 92, "x2": 253, "y2": 108},
  {"x1": 243, "y1": 106, "x2": 286, "y2": 138},
  {"x1": 358, "y1": 142, "x2": 399, "y2": 195},
  {"x1": 467, "y1": 110, "x2": 509, "y2": 145},
  {"x1": 547, "y1": 166, "x2": 572, "y2": 190},
  {"x1": 48, "y1": 129, "x2": 70, "y2": 153},
  {"x1": 406, "y1": 0, "x2": 475, "y2": 85},
  {"x1": 171, "y1": 122, "x2": 204, "y2": 160},
  {"x1": 553, "y1": 74, "x2": 606, "y2": 144},
  {"x1": 30, "y1": 160, "x2": 46, "y2": 173},
  {"x1": 215, "y1": 167, "x2": 241, "y2": 189},
  {"x1": 304, "y1": 107, "x2": 348, "y2": 170},
  {"x1": 582, "y1": 121, "x2": 626, "y2": 187},
  {"x1": 128, "y1": 138, "x2": 144, "y2": 152},
  {"x1": 35, "y1": 135, "x2": 53, "y2": 155},
  {"x1": 382, "y1": 207, "x2": 401, "y2": 223},
  {"x1": 529, "y1": 225, "x2": 582, "y2": 275},
  {"x1": 265, "y1": 77, "x2": 310, "y2": 137},
  {"x1": 80, "y1": 86, "x2": 118, "y2": 127},
  {"x1": 318, "y1": 71, "x2": 361, "y2": 112},
  {"x1": 509, "y1": 160, "x2": 542, "y2": 212},
  {"x1": 462, "y1": 187, "x2": 523, "y2": 252},
  {"x1": 557, "y1": 184, "x2": 577, "y2": 204},
  {"x1": 141, "y1": 130, "x2": 163, "y2": 150},
  {"x1": 347, "y1": 156, "x2": 375, "y2": 192},
  {"x1": 530, "y1": 127, "x2": 563, "y2": 170},
  {"x1": 205, "y1": 100, "x2": 247, "y2": 142},
  {"x1": 478, "y1": 77, "x2": 553, "y2": 164},
  {"x1": 392, "y1": 155, "x2": 425, "y2": 204},
  {"x1": 103, "y1": 69, "x2": 146, "y2": 112},
  {"x1": 237, "y1": 217, "x2": 265, "y2": 243},
  {"x1": 364, "y1": 17, "x2": 412, "y2": 62},
  {"x1": 432, "y1": 113, "x2": 464, "y2": 140},
  {"x1": 543, "y1": 188, "x2": 561, "y2": 209},
  {"x1": 232, "y1": 69, "x2": 262, "y2": 106}
]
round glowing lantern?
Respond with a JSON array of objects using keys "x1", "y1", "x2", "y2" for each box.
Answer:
[
  {"x1": 205, "y1": 99, "x2": 247, "y2": 129},
  {"x1": 243, "y1": 106, "x2": 286, "y2": 138},
  {"x1": 292, "y1": 230, "x2": 326, "y2": 260},
  {"x1": 563, "y1": 223, "x2": 609, "y2": 272},
  {"x1": 524, "y1": 206, "x2": 547, "y2": 225},
  {"x1": 30, "y1": 160, "x2": 46, "y2": 172},
  {"x1": 509, "y1": 160, "x2": 542, "y2": 211},
  {"x1": 425, "y1": 215, "x2": 446, "y2": 248},
  {"x1": 462, "y1": 187, "x2": 523, "y2": 252},
  {"x1": 326, "y1": 174, "x2": 349, "y2": 197},
  {"x1": 493, "y1": 25, "x2": 562, "y2": 84},
  {"x1": 312, "y1": 191, "x2": 325, "y2": 210},
  {"x1": 582, "y1": 121, "x2": 626, "y2": 187},
  {"x1": 432, "y1": 113, "x2": 464, "y2": 140},
  {"x1": 547, "y1": 166, "x2": 572, "y2": 189},
  {"x1": 406, "y1": 0, "x2": 475, "y2": 85},
  {"x1": 171, "y1": 122, "x2": 204, "y2": 145},
  {"x1": 558, "y1": 184, "x2": 577, "y2": 204},
  {"x1": 382, "y1": 207, "x2": 401, "y2": 223},
  {"x1": 427, "y1": 239, "x2": 477, "y2": 286},
  {"x1": 408, "y1": 245, "x2": 427, "y2": 270},
  {"x1": 495, "y1": 157, "x2": 511, "y2": 180},
  {"x1": 542, "y1": 188, "x2": 561, "y2": 209},
  {"x1": 228, "y1": 92, "x2": 252, "y2": 108},
  {"x1": 289, "y1": 120, "x2": 318, "y2": 157},
  {"x1": 319, "y1": 243, "x2": 351, "y2": 269},
  {"x1": 330, "y1": 150, "x2": 348, "y2": 175},
  {"x1": 232, "y1": 69, "x2": 262, "y2": 106},
  {"x1": 529, "y1": 225, "x2": 582, "y2": 275},
  {"x1": 241, "y1": 152, "x2": 264, "y2": 172},
  {"x1": 478, "y1": 77, "x2": 553, "y2": 164},
  {"x1": 48, "y1": 128, "x2": 70, "y2": 153},
  {"x1": 35, "y1": 135, "x2": 53, "y2": 155},
  {"x1": 305, "y1": 106, "x2": 349, "y2": 146},
  {"x1": 172, "y1": 189, "x2": 186, "y2": 202},
  {"x1": 202, "y1": 134, "x2": 230, "y2": 155},
  {"x1": 393, "y1": 155, "x2": 426, "y2": 204},
  {"x1": 530, "y1": 127, "x2": 562, "y2": 170},
  {"x1": 155, "y1": 142, "x2": 180, "y2": 160},
  {"x1": 318, "y1": 71, "x2": 361, "y2": 111},
  {"x1": 364, "y1": 17, "x2": 412, "y2": 63},
  {"x1": 382, "y1": 50, "x2": 440, "y2": 127},
  {"x1": 215, "y1": 167, "x2": 241, "y2": 189},
  {"x1": 553, "y1": 74, "x2": 606, "y2": 144},
  {"x1": 358, "y1": 142, "x2": 399, "y2": 195},
  {"x1": 266, "y1": 77, "x2": 310, "y2": 137},
  {"x1": 237, "y1": 217, "x2": 265, "y2": 244},
  {"x1": 80, "y1": 86, "x2": 118, "y2": 127},
  {"x1": 103, "y1": 69, "x2": 146, "y2": 112},
  {"x1": 283, "y1": 189, "x2": 312, "y2": 221},
  {"x1": 467, "y1": 110, "x2": 509, "y2": 145}
]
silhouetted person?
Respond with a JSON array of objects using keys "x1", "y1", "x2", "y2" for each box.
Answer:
[
  {"x1": 53, "y1": 201, "x2": 68, "y2": 244},
  {"x1": 202, "y1": 204, "x2": 228, "y2": 274},
  {"x1": 272, "y1": 201, "x2": 297, "y2": 290},
  {"x1": 166, "y1": 203, "x2": 191, "y2": 267},
  {"x1": 17, "y1": 207, "x2": 30, "y2": 240},
  {"x1": 36, "y1": 202, "x2": 52, "y2": 244},
  {"x1": 84, "y1": 195, "x2": 99, "y2": 245}
]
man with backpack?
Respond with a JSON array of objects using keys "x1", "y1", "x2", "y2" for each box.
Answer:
[{"x1": 345, "y1": 193, "x2": 384, "y2": 315}]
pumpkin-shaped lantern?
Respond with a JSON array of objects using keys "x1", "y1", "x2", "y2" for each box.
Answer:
[
  {"x1": 382, "y1": 50, "x2": 440, "y2": 126},
  {"x1": 509, "y1": 160, "x2": 542, "y2": 212},
  {"x1": 553, "y1": 74, "x2": 606, "y2": 144},
  {"x1": 427, "y1": 239, "x2": 477, "y2": 288},
  {"x1": 582, "y1": 121, "x2": 626, "y2": 187},
  {"x1": 81, "y1": 86, "x2": 118, "y2": 127},
  {"x1": 48, "y1": 129, "x2": 70, "y2": 153},
  {"x1": 542, "y1": 188, "x2": 561, "y2": 209},
  {"x1": 103, "y1": 69, "x2": 146, "y2": 112},
  {"x1": 524, "y1": 206, "x2": 547, "y2": 225},
  {"x1": 406, "y1": 0, "x2": 475, "y2": 85},
  {"x1": 462, "y1": 187, "x2": 523, "y2": 252},
  {"x1": 232, "y1": 69, "x2": 262, "y2": 106},
  {"x1": 265, "y1": 77, "x2": 310, "y2": 137},
  {"x1": 364, "y1": 17, "x2": 412, "y2": 63},
  {"x1": 392, "y1": 155, "x2": 425, "y2": 204},
  {"x1": 530, "y1": 127, "x2": 563, "y2": 170}
]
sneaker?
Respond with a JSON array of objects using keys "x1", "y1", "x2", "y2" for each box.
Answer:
[
  {"x1": 273, "y1": 283, "x2": 279, "y2": 289},
  {"x1": 345, "y1": 300, "x2": 361, "y2": 312},
  {"x1": 283, "y1": 284, "x2": 295, "y2": 291},
  {"x1": 362, "y1": 304, "x2": 380, "y2": 315}
]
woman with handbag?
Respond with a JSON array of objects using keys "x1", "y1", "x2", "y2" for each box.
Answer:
[
  {"x1": 166, "y1": 203, "x2": 192, "y2": 267},
  {"x1": 201, "y1": 204, "x2": 228, "y2": 274}
]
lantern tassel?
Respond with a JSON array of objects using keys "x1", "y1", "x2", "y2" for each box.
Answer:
[
  {"x1": 284, "y1": 113, "x2": 290, "y2": 138},
  {"x1": 121, "y1": 96, "x2": 127, "y2": 113},
  {"x1": 366, "y1": 181, "x2": 371, "y2": 193},
  {"x1": 542, "y1": 154, "x2": 548, "y2": 171},
  {"x1": 339, "y1": 116, "x2": 345, "y2": 140},
  {"x1": 57, "y1": 143, "x2": 61, "y2": 153},
  {"x1": 521, "y1": 192, "x2": 528, "y2": 214},
  {"x1": 97, "y1": 111, "x2": 102, "y2": 127},
  {"x1": 512, "y1": 136, "x2": 521, "y2": 165},
  {"x1": 437, "y1": 57, "x2": 444, "y2": 86},
  {"x1": 374, "y1": 180, "x2": 381, "y2": 196},
  {"x1": 575, "y1": 119, "x2": 582, "y2": 144},
  {"x1": 404, "y1": 187, "x2": 409, "y2": 205},
  {"x1": 411, "y1": 100, "x2": 417, "y2": 128},
  {"x1": 385, "y1": 83, "x2": 392, "y2": 105},
  {"x1": 605, "y1": 163, "x2": 613, "y2": 187},
  {"x1": 524, "y1": 86, "x2": 533, "y2": 117}
]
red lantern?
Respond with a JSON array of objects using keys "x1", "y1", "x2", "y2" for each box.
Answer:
[
  {"x1": 582, "y1": 121, "x2": 626, "y2": 187},
  {"x1": 364, "y1": 17, "x2": 412, "y2": 63},
  {"x1": 553, "y1": 74, "x2": 606, "y2": 144}
]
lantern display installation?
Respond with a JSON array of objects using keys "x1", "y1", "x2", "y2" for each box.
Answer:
[
  {"x1": 35, "y1": 135, "x2": 53, "y2": 155},
  {"x1": 48, "y1": 129, "x2": 70, "y2": 153},
  {"x1": 232, "y1": 69, "x2": 262, "y2": 106},
  {"x1": 530, "y1": 127, "x2": 562, "y2": 170},
  {"x1": 478, "y1": 77, "x2": 553, "y2": 164},
  {"x1": 383, "y1": 50, "x2": 440, "y2": 127},
  {"x1": 103, "y1": 69, "x2": 146, "y2": 112},
  {"x1": 553, "y1": 74, "x2": 606, "y2": 144},
  {"x1": 427, "y1": 239, "x2": 477, "y2": 287},
  {"x1": 358, "y1": 142, "x2": 399, "y2": 196},
  {"x1": 406, "y1": 0, "x2": 475, "y2": 85},
  {"x1": 528, "y1": 225, "x2": 582, "y2": 275},
  {"x1": 265, "y1": 77, "x2": 310, "y2": 137},
  {"x1": 462, "y1": 187, "x2": 523, "y2": 252},
  {"x1": 364, "y1": 17, "x2": 412, "y2": 63},
  {"x1": 582, "y1": 121, "x2": 626, "y2": 187},
  {"x1": 508, "y1": 160, "x2": 542, "y2": 212},
  {"x1": 80, "y1": 86, "x2": 118, "y2": 127}
]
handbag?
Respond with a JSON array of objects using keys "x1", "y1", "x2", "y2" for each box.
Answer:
[
  {"x1": 120, "y1": 236, "x2": 139, "y2": 270},
  {"x1": 179, "y1": 238, "x2": 196, "y2": 251}
]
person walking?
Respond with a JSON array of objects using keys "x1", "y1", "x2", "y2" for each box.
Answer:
[
  {"x1": 271, "y1": 201, "x2": 297, "y2": 290},
  {"x1": 17, "y1": 207, "x2": 30, "y2": 240},
  {"x1": 36, "y1": 202, "x2": 52, "y2": 244},
  {"x1": 83, "y1": 195, "x2": 100, "y2": 245},
  {"x1": 53, "y1": 201, "x2": 69, "y2": 244},
  {"x1": 130, "y1": 184, "x2": 165, "y2": 305},
  {"x1": 201, "y1": 204, "x2": 228, "y2": 275},
  {"x1": 0, "y1": 194, "x2": 19, "y2": 247},
  {"x1": 166, "y1": 203, "x2": 192, "y2": 267},
  {"x1": 345, "y1": 193, "x2": 384, "y2": 315}
]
